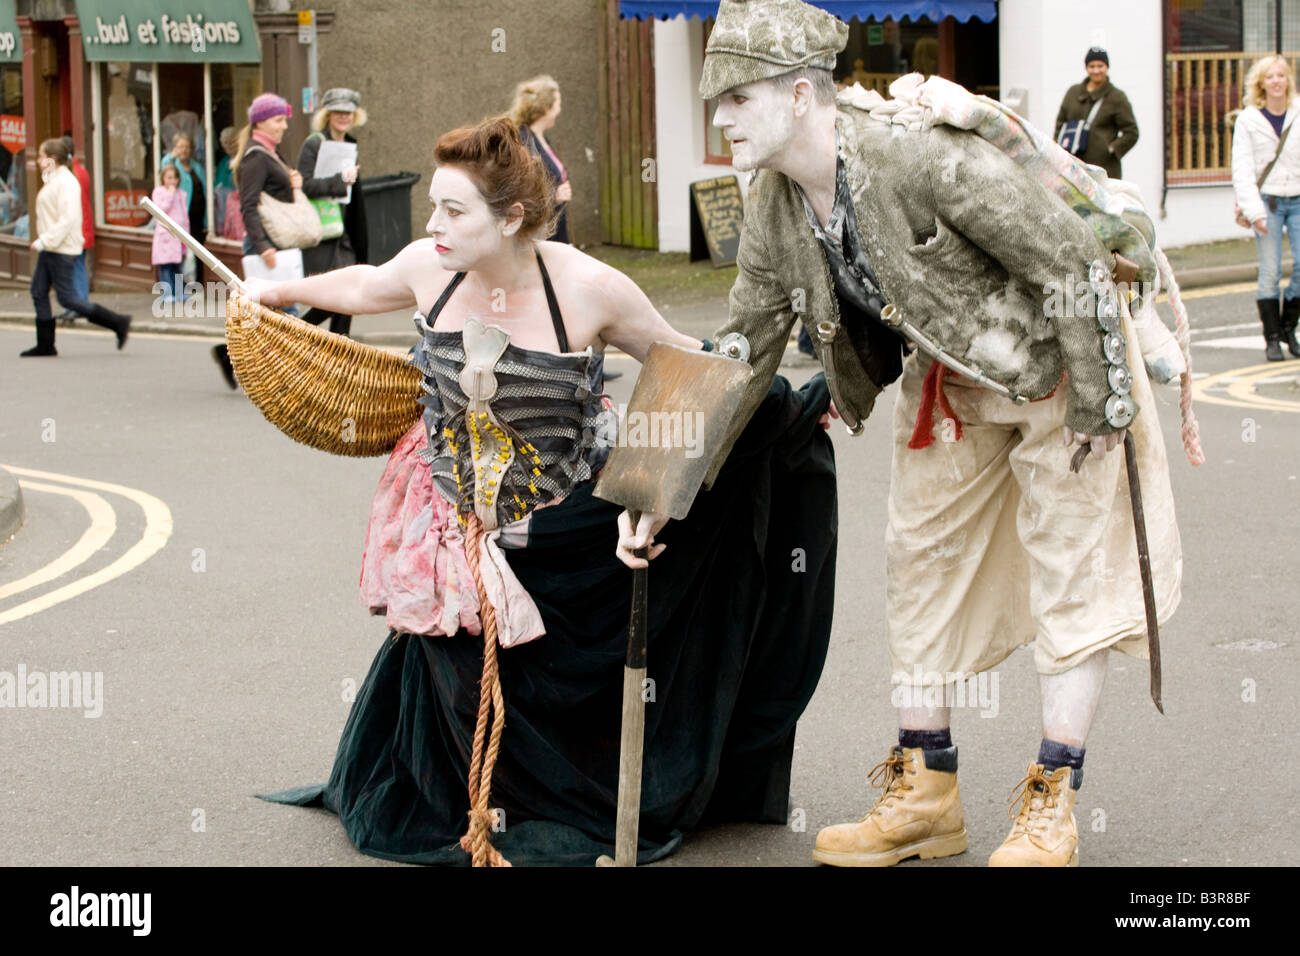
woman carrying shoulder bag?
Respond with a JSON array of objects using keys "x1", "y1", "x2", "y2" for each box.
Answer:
[
  {"x1": 296, "y1": 87, "x2": 369, "y2": 337},
  {"x1": 212, "y1": 93, "x2": 307, "y2": 388},
  {"x1": 1232, "y1": 55, "x2": 1300, "y2": 362}
]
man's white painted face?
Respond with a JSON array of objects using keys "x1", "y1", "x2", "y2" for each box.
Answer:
[
  {"x1": 712, "y1": 79, "x2": 794, "y2": 172},
  {"x1": 426, "y1": 165, "x2": 516, "y2": 271}
]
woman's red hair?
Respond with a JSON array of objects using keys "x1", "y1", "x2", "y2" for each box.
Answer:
[{"x1": 433, "y1": 116, "x2": 557, "y2": 240}]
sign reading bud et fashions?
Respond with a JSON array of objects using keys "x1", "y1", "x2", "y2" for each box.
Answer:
[
  {"x1": 73, "y1": 0, "x2": 260, "y2": 63},
  {"x1": 0, "y1": 0, "x2": 21, "y2": 63}
]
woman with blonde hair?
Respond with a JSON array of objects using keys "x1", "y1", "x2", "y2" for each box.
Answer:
[
  {"x1": 1232, "y1": 54, "x2": 1300, "y2": 360},
  {"x1": 295, "y1": 87, "x2": 369, "y2": 337},
  {"x1": 211, "y1": 92, "x2": 303, "y2": 388},
  {"x1": 509, "y1": 75, "x2": 571, "y2": 243}
]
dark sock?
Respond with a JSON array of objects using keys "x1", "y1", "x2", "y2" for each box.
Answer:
[
  {"x1": 899, "y1": 728, "x2": 952, "y2": 751},
  {"x1": 1038, "y1": 738, "x2": 1086, "y2": 789}
]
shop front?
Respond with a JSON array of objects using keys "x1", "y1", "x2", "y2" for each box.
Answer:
[
  {"x1": 4, "y1": 1, "x2": 330, "y2": 290},
  {"x1": 615, "y1": 1, "x2": 998, "y2": 252}
]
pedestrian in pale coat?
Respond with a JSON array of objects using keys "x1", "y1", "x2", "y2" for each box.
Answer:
[{"x1": 1231, "y1": 54, "x2": 1300, "y2": 361}]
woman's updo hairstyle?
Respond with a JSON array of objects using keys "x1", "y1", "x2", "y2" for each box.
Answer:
[{"x1": 433, "y1": 116, "x2": 558, "y2": 240}]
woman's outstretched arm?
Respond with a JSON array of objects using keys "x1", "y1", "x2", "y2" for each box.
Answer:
[{"x1": 247, "y1": 238, "x2": 443, "y2": 316}]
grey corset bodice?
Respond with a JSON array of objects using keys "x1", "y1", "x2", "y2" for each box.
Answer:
[{"x1": 412, "y1": 311, "x2": 614, "y2": 526}]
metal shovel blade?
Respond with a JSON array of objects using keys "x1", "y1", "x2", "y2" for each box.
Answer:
[
  {"x1": 593, "y1": 342, "x2": 752, "y2": 867},
  {"x1": 594, "y1": 342, "x2": 754, "y2": 519}
]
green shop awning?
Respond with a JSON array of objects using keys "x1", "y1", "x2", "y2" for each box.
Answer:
[
  {"x1": 0, "y1": 0, "x2": 22, "y2": 65},
  {"x1": 75, "y1": 0, "x2": 260, "y2": 63}
]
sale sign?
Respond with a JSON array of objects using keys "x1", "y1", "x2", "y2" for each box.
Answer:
[
  {"x1": 0, "y1": 115, "x2": 24, "y2": 154},
  {"x1": 104, "y1": 189, "x2": 149, "y2": 227}
]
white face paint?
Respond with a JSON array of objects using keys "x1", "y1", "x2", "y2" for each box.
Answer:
[
  {"x1": 712, "y1": 79, "x2": 795, "y2": 172},
  {"x1": 425, "y1": 165, "x2": 520, "y2": 272}
]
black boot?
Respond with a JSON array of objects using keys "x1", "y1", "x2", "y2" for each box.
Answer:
[
  {"x1": 19, "y1": 320, "x2": 57, "y2": 357},
  {"x1": 212, "y1": 344, "x2": 237, "y2": 390},
  {"x1": 86, "y1": 305, "x2": 131, "y2": 349},
  {"x1": 1282, "y1": 298, "x2": 1300, "y2": 358},
  {"x1": 1259, "y1": 298, "x2": 1285, "y2": 361}
]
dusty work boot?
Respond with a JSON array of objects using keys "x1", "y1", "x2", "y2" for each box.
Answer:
[
  {"x1": 988, "y1": 763, "x2": 1080, "y2": 867},
  {"x1": 812, "y1": 746, "x2": 967, "y2": 866}
]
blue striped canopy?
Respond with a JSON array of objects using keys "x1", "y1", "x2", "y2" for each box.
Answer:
[{"x1": 618, "y1": 1, "x2": 997, "y2": 22}]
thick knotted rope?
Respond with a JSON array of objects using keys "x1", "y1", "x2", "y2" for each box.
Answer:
[
  {"x1": 460, "y1": 512, "x2": 510, "y2": 867},
  {"x1": 1156, "y1": 248, "x2": 1206, "y2": 467}
]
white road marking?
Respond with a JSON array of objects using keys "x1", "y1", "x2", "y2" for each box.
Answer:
[
  {"x1": 1192, "y1": 361, "x2": 1300, "y2": 413},
  {"x1": 1194, "y1": 335, "x2": 1283, "y2": 351},
  {"x1": 0, "y1": 466, "x2": 173, "y2": 626},
  {"x1": 1190, "y1": 322, "x2": 1261, "y2": 335},
  {"x1": 0, "y1": 482, "x2": 116, "y2": 600}
]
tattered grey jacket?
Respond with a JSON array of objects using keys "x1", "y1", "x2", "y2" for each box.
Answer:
[{"x1": 705, "y1": 103, "x2": 1127, "y2": 486}]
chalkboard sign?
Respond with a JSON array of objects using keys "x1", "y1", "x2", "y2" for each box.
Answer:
[{"x1": 689, "y1": 175, "x2": 744, "y2": 268}]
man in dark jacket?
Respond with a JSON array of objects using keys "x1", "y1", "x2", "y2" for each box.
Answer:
[{"x1": 1055, "y1": 47, "x2": 1139, "y2": 179}]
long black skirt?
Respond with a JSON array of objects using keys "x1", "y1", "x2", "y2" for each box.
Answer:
[{"x1": 260, "y1": 373, "x2": 838, "y2": 865}]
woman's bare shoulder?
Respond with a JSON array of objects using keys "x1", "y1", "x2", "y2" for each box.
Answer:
[
  {"x1": 539, "y1": 241, "x2": 638, "y2": 302},
  {"x1": 390, "y1": 239, "x2": 457, "y2": 305}
]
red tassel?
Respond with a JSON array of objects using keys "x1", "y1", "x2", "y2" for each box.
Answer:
[
  {"x1": 909, "y1": 360, "x2": 965, "y2": 449},
  {"x1": 908, "y1": 360, "x2": 942, "y2": 449}
]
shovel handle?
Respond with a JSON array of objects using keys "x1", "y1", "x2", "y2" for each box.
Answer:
[
  {"x1": 627, "y1": 509, "x2": 648, "y2": 669},
  {"x1": 614, "y1": 509, "x2": 650, "y2": 866},
  {"x1": 141, "y1": 197, "x2": 246, "y2": 293}
]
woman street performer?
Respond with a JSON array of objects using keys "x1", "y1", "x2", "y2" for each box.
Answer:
[{"x1": 250, "y1": 116, "x2": 837, "y2": 865}]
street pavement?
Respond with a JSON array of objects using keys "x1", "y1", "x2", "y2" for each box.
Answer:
[{"x1": 0, "y1": 280, "x2": 1296, "y2": 867}]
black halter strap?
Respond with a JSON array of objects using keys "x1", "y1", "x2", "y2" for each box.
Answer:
[
  {"x1": 535, "y1": 250, "x2": 569, "y2": 353},
  {"x1": 427, "y1": 250, "x2": 570, "y2": 353}
]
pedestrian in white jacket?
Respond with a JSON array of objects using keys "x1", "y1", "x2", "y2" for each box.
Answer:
[
  {"x1": 22, "y1": 138, "x2": 131, "y2": 357},
  {"x1": 1232, "y1": 54, "x2": 1300, "y2": 361}
]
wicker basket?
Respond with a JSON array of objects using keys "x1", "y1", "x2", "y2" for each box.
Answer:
[{"x1": 225, "y1": 293, "x2": 424, "y2": 457}]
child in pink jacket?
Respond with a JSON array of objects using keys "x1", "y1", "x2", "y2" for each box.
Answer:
[{"x1": 151, "y1": 165, "x2": 188, "y2": 303}]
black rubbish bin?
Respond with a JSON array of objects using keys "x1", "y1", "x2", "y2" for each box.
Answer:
[{"x1": 360, "y1": 171, "x2": 422, "y2": 266}]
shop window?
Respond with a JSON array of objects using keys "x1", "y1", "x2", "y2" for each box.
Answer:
[
  {"x1": 0, "y1": 64, "x2": 24, "y2": 232},
  {"x1": 209, "y1": 63, "x2": 260, "y2": 242},
  {"x1": 99, "y1": 61, "x2": 155, "y2": 229},
  {"x1": 1164, "y1": 0, "x2": 1295, "y2": 185},
  {"x1": 157, "y1": 62, "x2": 209, "y2": 243}
]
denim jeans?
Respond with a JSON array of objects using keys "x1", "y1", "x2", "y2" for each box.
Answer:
[
  {"x1": 31, "y1": 251, "x2": 101, "y2": 322},
  {"x1": 157, "y1": 262, "x2": 183, "y2": 302},
  {"x1": 1255, "y1": 194, "x2": 1300, "y2": 301},
  {"x1": 72, "y1": 251, "x2": 89, "y2": 300}
]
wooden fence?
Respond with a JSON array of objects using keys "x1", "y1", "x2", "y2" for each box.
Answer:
[
  {"x1": 599, "y1": 0, "x2": 658, "y2": 248},
  {"x1": 1167, "y1": 51, "x2": 1300, "y2": 183}
]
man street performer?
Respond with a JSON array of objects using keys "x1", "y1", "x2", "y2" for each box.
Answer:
[{"x1": 616, "y1": 0, "x2": 1182, "y2": 867}]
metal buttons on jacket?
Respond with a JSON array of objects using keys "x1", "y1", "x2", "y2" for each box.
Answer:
[
  {"x1": 718, "y1": 332, "x2": 751, "y2": 363},
  {"x1": 1091, "y1": 259, "x2": 1135, "y2": 428}
]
